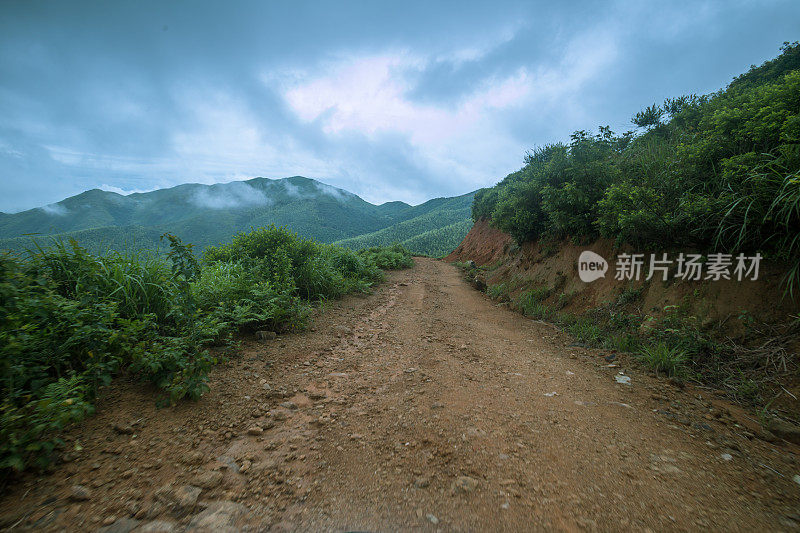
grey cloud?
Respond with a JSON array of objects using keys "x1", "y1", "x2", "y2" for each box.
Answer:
[{"x1": 1, "y1": 0, "x2": 799, "y2": 212}]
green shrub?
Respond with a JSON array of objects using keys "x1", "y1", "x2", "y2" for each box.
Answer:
[
  {"x1": 515, "y1": 287, "x2": 552, "y2": 318},
  {"x1": 520, "y1": 300, "x2": 551, "y2": 320},
  {"x1": 0, "y1": 244, "x2": 212, "y2": 471},
  {"x1": 1, "y1": 227, "x2": 404, "y2": 472},
  {"x1": 567, "y1": 318, "x2": 604, "y2": 345},
  {"x1": 556, "y1": 291, "x2": 575, "y2": 309},
  {"x1": 486, "y1": 283, "x2": 510, "y2": 301},
  {"x1": 637, "y1": 342, "x2": 690, "y2": 380},
  {"x1": 358, "y1": 243, "x2": 413, "y2": 270},
  {"x1": 615, "y1": 286, "x2": 643, "y2": 307},
  {"x1": 605, "y1": 332, "x2": 641, "y2": 352},
  {"x1": 193, "y1": 261, "x2": 309, "y2": 332}
]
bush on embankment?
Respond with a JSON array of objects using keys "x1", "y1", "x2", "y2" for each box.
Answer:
[{"x1": 471, "y1": 42, "x2": 800, "y2": 293}]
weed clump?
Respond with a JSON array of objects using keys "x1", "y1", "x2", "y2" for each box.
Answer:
[{"x1": 636, "y1": 343, "x2": 691, "y2": 380}]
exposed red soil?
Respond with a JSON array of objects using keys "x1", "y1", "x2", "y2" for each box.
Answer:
[
  {"x1": 444, "y1": 218, "x2": 512, "y2": 265},
  {"x1": 447, "y1": 221, "x2": 799, "y2": 328}
]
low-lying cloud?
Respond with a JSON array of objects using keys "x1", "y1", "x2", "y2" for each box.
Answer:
[
  {"x1": 190, "y1": 182, "x2": 273, "y2": 210},
  {"x1": 312, "y1": 181, "x2": 354, "y2": 201},
  {"x1": 39, "y1": 203, "x2": 69, "y2": 216}
]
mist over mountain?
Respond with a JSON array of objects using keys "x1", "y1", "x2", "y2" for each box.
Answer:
[{"x1": 0, "y1": 176, "x2": 473, "y2": 256}]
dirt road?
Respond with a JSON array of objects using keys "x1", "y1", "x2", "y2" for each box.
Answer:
[{"x1": 2, "y1": 258, "x2": 799, "y2": 532}]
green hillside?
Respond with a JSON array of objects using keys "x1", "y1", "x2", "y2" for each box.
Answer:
[
  {"x1": 333, "y1": 192, "x2": 474, "y2": 256},
  {"x1": 398, "y1": 219, "x2": 473, "y2": 258},
  {"x1": 0, "y1": 176, "x2": 474, "y2": 257},
  {"x1": 0, "y1": 225, "x2": 167, "y2": 257}
]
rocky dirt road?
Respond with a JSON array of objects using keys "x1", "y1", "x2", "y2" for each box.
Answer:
[{"x1": 2, "y1": 258, "x2": 799, "y2": 532}]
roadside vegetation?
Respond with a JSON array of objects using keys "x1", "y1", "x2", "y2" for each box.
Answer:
[
  {"x1": 472, "y1": 42, "x2": 800, "y2": 293},
  {"x1": 0, "y1": 225, "x2": 412, "y2": 473},
  {"x1": 456, "y1": 260, "x2": 799, "y2": 409},
  {"x1": 459, "y1": 43, "x2": 800, "y2": 418}
]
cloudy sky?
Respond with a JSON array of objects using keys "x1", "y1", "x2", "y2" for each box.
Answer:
[{"x1": 1, "y1": 0, "x2": 798, "y2": 212}]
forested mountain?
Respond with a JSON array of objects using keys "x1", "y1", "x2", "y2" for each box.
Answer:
[
  {"x1": 334, "y1": 192, "x2": 475, "y2": 257},
  {"x1": 0, "y1": 176, "x2": 473, "y2": 255}
]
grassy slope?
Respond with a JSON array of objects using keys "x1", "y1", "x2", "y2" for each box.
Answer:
[{"x1": 333, "y1": 192, "x2": 474, "y2": 256}]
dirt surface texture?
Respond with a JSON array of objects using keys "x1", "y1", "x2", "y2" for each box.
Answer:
[{"x1": 1, "y1": 258, "x2": 799, "y2": 532}]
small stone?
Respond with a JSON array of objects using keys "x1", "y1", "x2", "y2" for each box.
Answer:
[
  {"x1": 255, "y1": 330, "x2": 277, "y2": 342},
  {"x1": 271, "y1": 521, "x2": 296, "y2": 532},
  {"x1": 793, "y1": 474, "x2": 800, "y2": 486},
  {"x1": 103, "y1": 516, "x2": 116, "y2": 526},
  {"x1": 188, "y1": 500, "x2": 249, "y2": 530},
  {"x1": 720, "y1": 453, "x2": 733, "y2": 461},
  {"x1": 174, "y1": 485, "x2": 202, "y2": 510},
  {"x1": 501, "y1": 502, "x2": 510, "y2": 510},
  {"x1": 239, "y1": 460, "x2": 251, "y2": 473},
  {"x1": 125, "y1": 500, "x2": 142, "y2": 517},
  {"x1": 113, "y1": 423, "x2": 134, "y2": 435},
  {"x1": 766, "y1": 418, "x2": 800, "y2": 445},
  {"x1": 194, "y1": 470, "x2": 224, "y2": 489},
  {"x1": 247, "y1": 426, "x2": 263, "y2": 436},
  {"x1": 280, "y1": 401, "x2": 298, "y2": 410},
  {"x1": 69, "y1": 484, "x2": 91, "y2": 501},
  {"x1": 216, "y1": 455, "x2": 240, "y2": 473},
  {"x1": 183, "y1": 451, "x2": 205, "y2": 465},
  {"x1": 97, "y1": 518, "x2": 141, "y2": 533},
  {"x1": 136, "y1": 520, "x2": 176, "y2": 532},
  {"x1": 427, "y1": 514, "x2": 439, "y2": 525},
  {"x1": 414, "y1": 476, "x2": 430, "y2": 488},
  {"x1": 451, "y1": 475, "x2": 479, "y2": 494}
]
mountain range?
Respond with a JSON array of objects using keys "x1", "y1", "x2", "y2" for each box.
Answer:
[{"x1": 0, "y1": 176, "x2": 474, "y2": 257}]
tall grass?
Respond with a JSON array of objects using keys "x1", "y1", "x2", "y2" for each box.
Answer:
[
  {"x1": 637, "y1": 343, "x2": 690, "y2": 380},
  {"x1": 2, "y1": 228, "x2": 412, "y2": 472},
  {"x1": 32, "y1": 239, "x2": 175, "y2": 320},
  {"x1": 515, "y1": 287, "x2": 553, "y2": 319},
  {"x1": 717, "y1": 152, "x2": 800, "y2": 297}
]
